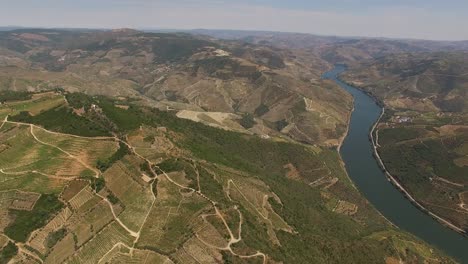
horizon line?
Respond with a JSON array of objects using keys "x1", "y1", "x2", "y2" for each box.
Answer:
[{"x1": 2, "y1": 25, "x2": 468, "y2": 43}]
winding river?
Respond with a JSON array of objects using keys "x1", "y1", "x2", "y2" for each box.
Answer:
[{"x1": 323, "y1": 65, "x2": 468, "y2": 263}]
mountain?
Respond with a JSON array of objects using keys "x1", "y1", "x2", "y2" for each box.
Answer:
[
  {"x1": 342, "y1": 52, "x2": 468, "y2": 231},
  {"x1": 0, "y1": 90, "x2": 453, "y2": 263},
  {"x1": 189, "y1": 29, "x2": 468, "y2": 65},
  {"x1": 0, "y1": 28, "x2": 351, "y2": 147},
  {"x1": 343, "y1": 52, "x2": 468, "y2": 112},
  {"x1": 0, "y1": 28, "x2": 456, "y2": 263}
]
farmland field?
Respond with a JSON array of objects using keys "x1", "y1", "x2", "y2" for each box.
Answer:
[
  {"x1": 103, "y1": 156, "x2": 154, "y2": 231},
  {"x1": 0, "y1": 91, "x2": 455, "y2": 263}
]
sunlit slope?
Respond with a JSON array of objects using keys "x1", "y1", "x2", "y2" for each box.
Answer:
[{"x1": 0, "y1": 91, "x2": 454, "y2": 263}]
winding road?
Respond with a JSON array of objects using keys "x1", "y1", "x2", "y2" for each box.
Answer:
[{"x1": 324, "y1": 65, "x2": 468, "y2": 263}]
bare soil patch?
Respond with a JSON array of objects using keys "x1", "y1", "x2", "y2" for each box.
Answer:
[
  {"x1": 17, "y1": 33, "x2": 50, "y2": 42},
  {"x1": 61, "y1": 179, "x2": 88, "y2": 201},
  {"x1": 334, "y1": 200, "x2": 358, "y2": 216},
  {"x1": 283, "y1": 163, "x2": 301, "y2": 181},
  {"x1": 9, "y1": 191, "x2": 41, "y2": 211}
]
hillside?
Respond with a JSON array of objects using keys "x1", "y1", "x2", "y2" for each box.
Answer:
[
  {"x1": 0, "y1": 29, "x2": 351, "y2": 147},
  {"x1": 190, "y1": 29, "x2": 468, "y2": 65},
  {"x1": 343, "y1": 52, "x2": 468, "y2": 112},
  {"x1": 0, "y1": 91, "x2": 454, "y2": 263},
  {"x1": 342, "y1": 52, "x2": 468, "y2": 232}
]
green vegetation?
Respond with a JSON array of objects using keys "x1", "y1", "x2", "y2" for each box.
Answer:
[
  {"x1": 275, "y1": 119, "x2": 289, "y2": 131},
  {"x1": 0, "y1": 242, "x2": 18, "y2": 264},
  {"x1": 29, "y1": 51, "x2": 54, "y2": 63},
  {"x1": 239, "y1": 113, "x2": 255, "y2": 129},
  {"x1": 0, "y1": 84, "x2": 452, "y2": 262},
  {"x1": 156, "y1": 158, "x2": 197, "y2": 188},
  {"x1": 254, "y1": 104, "x2": 269, "y2": 116},
  {"x1": 65, "y1": 93, "x2": 95, "y2": 110},
  {"x1": 380, "y1": 135, "x2": 468, "y2": 192},
  {"x1": 10, "y1": 107, "x2": 110, "y2": 137},
  {"x1": 90, "y1": 100, "x2": 417, "y2": 262},
  {"x1": 90, "y1": 177, "x2": 105, "y2": 192},
  {"x1": 140, "y1": 161, "x2": 153, "y2": 176},
  {"x1": 0, "y1": 90, "x2": 32, "y2": 102},
  {"x1": 107, "y1": 193, "x2": 120, "y2": 205},
  {"x1": 379, "y1": 127, "x2": 425, "y2": 145},
  {"x1": 156, "y1": 158, "x2": 185, "y2": 173},
  {"x1": 46, "y1": 228, "x2": 67, "y2": 248},
  {"x1": 97, "y1": 142, "x2": 130, "y2": 172},
  {"x1": 198, "y1": 167, "x2": 229, "y2": 204},
  {"x1": 4, "y1": 194, "x2": 63, "y2": 242},
  {"x1": 98, "y1": 100, "x2": 144, "y2": 132},
  {"x1": 378, "y1": 121, "x2": 468, "y2": 230}
]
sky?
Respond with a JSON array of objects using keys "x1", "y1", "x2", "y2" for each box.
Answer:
[{"x1": 0, "y1": 0, "x2": 467, "y2": 41}]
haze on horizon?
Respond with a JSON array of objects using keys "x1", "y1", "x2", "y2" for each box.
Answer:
[{"x1": 0, "y1": 0, "x2": 467, "y2": 41}]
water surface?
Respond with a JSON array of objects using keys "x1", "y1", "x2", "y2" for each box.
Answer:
[{"x1": 324, "y1": 65, "x2": 468, "y2": 263}]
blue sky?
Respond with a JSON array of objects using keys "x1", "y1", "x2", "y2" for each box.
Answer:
[{"x1": 0, "y1": 0, "x2": 467, "y2": 40}]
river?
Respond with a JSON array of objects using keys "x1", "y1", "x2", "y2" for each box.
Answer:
[{"x1": 323, "y1": 65, "x2": 468, "y2": 263}]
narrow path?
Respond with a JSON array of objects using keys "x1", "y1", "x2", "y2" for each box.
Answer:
[
  {"x1": 372, "y1": 109, "x2": 466, "y2": 234},
  {"x1": 0, "y1": 115, "x2": 7, "y2": 130},
  {"x1": 0, "y1": 168, "x2": 76, "y2": 181},
  {"x1": 5, "y1": 117, "x2": 115, "y2": 140},
  {"x1": 28, "y1": 125, "x2": 101, "y2": 178},
  {"x1": 227, "y1": 180, "x2": 268, "y2": 220},
  {"x1": 18, "y1": 244, "x2": 44, "y2": 263},
  {"x1": 2, "y1": 234, "x2": 43, "y2": 263},
  {"x1": 95, "y1": 192, "x2": 139, "y2": 237},
  {"x1": 1, "y1": 118, "x2": 268, "y2": 262},
  {"x1": 4, "y1": 120, "x2": 141, "y2": 240},
  {"x1": 192, "y1": 163, "x2": 202, "y2": 193},
  {"x1": 97, "y1": 242, "x2": 133, "y2": 264}
]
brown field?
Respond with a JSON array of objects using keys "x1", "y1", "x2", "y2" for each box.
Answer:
[
  {"x1": 28, "y1": 207, "x2": 72, "y2": 255},
  {"x1": 459, "y1": 192, "x2": 468, "y2": 209},
  {"x1": 0, "y1": 234, "x2": 8, "y2": 248},
  {"x1": 61, "y1": 180, "x2": 89, "y2": 201},
  {"x1": 67, "y1": 222, "x2": 133, "y2": 264},
  {"x1": 103, "y1": 156, "x2": 154, "y2": 231},
  {"x1": 127, "y1": 126, "x2": 178, "y2": 162},
  {"x1": 45, "y1": 233, "x2": 77, "y2": 263},
  {"x1": 198, "y1": 214, "x2": 230, "y2": 248},
  {"x1": 68, "y1": 186, "x2": 96, "y2": 211},
  {"x1": 0, "y1": 191, "x2": 16, "y2": 231},
  {"x1": 105, "y1": 248, "x2": 174, "y2": 264},
  {"x1": 334, "y1": 200, "x2": 358, "y2": 216},
  {"x1": 9, "y1": 191, "x2": 41, "y2": 211},
  {"x1": 454, "y1": 156, "x2": 468, "y2": 167},
  {"x1": 137, "y1": 175, "x2": 210, "y2": 252},
  {"x1": 176, "y1": 110, "x2": 249, "y2": 134},
  {"x1": 68, "y1": 199, "x2": 114, "y2": 247},
  {"x1": 172, "y1": 235, "x2": 223, "y2": 264},
  {"x1": 32, "y1": 127, "x2": 118, "y2": 168}
]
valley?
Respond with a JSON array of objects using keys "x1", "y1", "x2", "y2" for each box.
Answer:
[
  {"x1": 0, "y1": 89, "x2": 454, "y2": 263},
  {"x1": 342, "y1": 53, "x2": 468, "y2": 234},
  {"x1": 0, "y1": 28, "x2": 466, "y2": 263}
]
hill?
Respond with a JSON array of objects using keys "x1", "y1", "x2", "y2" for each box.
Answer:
[
  {"x1": 342, "y1": 52, "x2": 468, "y2": 232},
  {"x1": 0, "y1": 29, "x2": 351, "y2": 147},
  {"x1": 0, "y1": 90, "x2": 454, "y2": 263},
  {"x1": 190, "y1": 29, "x2": 468, "y2": 65}
]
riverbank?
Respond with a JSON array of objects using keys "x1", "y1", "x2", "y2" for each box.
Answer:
[
  {"x1": 370, "y1": 108, "x2": 467, "y2": 236},
  {"x1": 326, "y1": 65, "x2": 468, "y2": 263},
  {"x1": 338, "y1": 68, "x2": 468, "y2": 236},
  {"x1": 336, "y1": 67, "x2": 468, "y2": 236}
]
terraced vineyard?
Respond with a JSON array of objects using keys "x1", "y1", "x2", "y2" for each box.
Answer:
[{"x1": 0, "y1": 91, "x2": 455, "y2": 263}]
